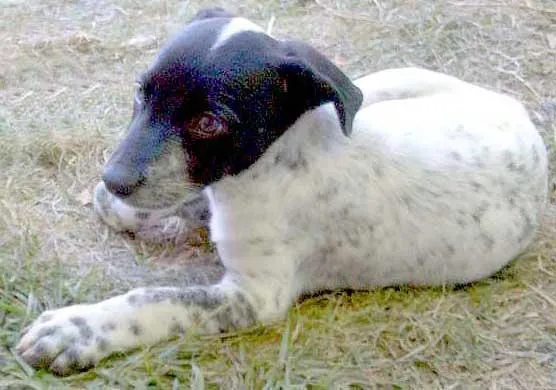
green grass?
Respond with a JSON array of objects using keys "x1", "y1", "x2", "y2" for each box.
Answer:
[
  {"x1": 2, "y1": 248, "x2": 555, "y2": 388},
  {"x1": 1, "y1": 0, "x2": 556, "y2": 388}
]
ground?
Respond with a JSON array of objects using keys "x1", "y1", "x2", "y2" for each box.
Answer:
[{"x1": 1, "y1": 0, "x2": 556, "y2": 388}]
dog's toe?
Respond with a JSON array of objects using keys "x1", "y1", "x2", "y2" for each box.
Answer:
[{"x1": 16, "y1": 305, "x2": 108, "y2": 374}]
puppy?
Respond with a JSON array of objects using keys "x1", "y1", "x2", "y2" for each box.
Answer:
[{"x1": 16, "y1": 8, "x2": 548, "y2": 375}]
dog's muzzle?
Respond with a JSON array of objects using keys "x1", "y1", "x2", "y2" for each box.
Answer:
[{"x1": 102, "y1": 164, "x2": 145, "y2": 197}]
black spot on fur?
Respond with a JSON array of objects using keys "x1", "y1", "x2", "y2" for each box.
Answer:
[
  {"x1": 480, "y1": 234, "x2": 495, "y2": 251},
  {"x1": 288, "y1": 156, "x2": 309, "y2": 171},
  {"x1": 101, "y1": 322, "x2": 117, "y2": 332},
  {"x1": 70, "y1": 317, "x2": 93, "y2": 341},
  {"x1": 214, "y1": 290, "x2": 258, "y2": 331},
  {"x1": 340, "y1": 206, "x2": 351, "y2": 217},
  {"x1": 449, "y1": 151, "x2": 462, "y2": 161},
  {"x1": 346, "y1": 232, "x2": 360, "y2": 248},
  {"x1": 472, "y1": 203, "x2": 489, "y2": 224},
  {"x1": 96, "y1": 336, "x2": 109, "y2": 352},
  {"x1": 503, "y1": 150, "x2": 519, "y2": 172},
  {"x1": 518, "y1": 208, "x2": 536, "y2": 242},
  {"x1": 129, "y1": 321, "x2": 142, "y2": 336},
  {"x1": 507, "y1": 159, "x2": 526, "y2": 173},
  {"x1": 317, "y1": 186, "x2": 339, "y2": 201},
  {"x1": 400, "y1": 195, "x2": 413, "y2": 208},
  {"x1": 470, "y1": 181, "x2": 482, "y2": 192},
  {"x1": 262, "y1": 248, "x2": 275, "y2": 256},
  {"x1": 235, "y1": 291, "x2": 246, "y2": 304},
  {"x1": 127, "y1": 294, "x2": 140, "y2": 305},
  {"x1": 37, "y1": 325, "x2": 60, "y2": 339},
  {"x1": 183, "y1": 288, "x2": 223, "y2": 310},
  {"x1": 372, "y1": 163, "x2": 383, "y2": 177},
  {"x1": 274, "y1": 151, "x2": 309, "y2": 171},
  {"x1": 247, "y1": 237, "x2": 264, "y2": 245}
]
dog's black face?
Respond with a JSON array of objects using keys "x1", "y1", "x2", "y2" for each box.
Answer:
[{"x1": 102, "y1": 8, "x2": 362, "y2": 209}]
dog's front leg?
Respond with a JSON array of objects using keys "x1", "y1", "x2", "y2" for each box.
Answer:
[{"x1": 16, "y1": 274, "x2": 290, "y2": 375}]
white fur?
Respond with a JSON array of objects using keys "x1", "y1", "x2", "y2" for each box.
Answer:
[
  {"x1": 354, "y1": 67, "x2": 487, "y2": 106},
  {"x1": 211, "y1": 17, "x2": 265, "y2": 51}
]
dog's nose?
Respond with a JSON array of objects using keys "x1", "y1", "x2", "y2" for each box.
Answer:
[{"x1": 102, "y1": 165, "x2": 144, "y2": 197}]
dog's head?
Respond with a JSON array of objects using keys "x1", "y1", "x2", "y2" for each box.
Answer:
[{"x1": 102, "y1": 7, "x2": 363, "y2": 209}]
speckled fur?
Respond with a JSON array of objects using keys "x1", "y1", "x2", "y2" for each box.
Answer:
[
  {"x1": 207, "y1": 70, "x2": 547, "y2": 293},
  {"x1": 16, "y1": 18, "x2": 547, "y2": 375}
]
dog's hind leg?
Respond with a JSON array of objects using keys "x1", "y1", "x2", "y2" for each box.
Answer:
[
  {"x1": 16, "y1": 272, "x2": 292, "y2": 375},
  {"x1": 354, "y1": 67, "x2": 484, "y2": 107}
]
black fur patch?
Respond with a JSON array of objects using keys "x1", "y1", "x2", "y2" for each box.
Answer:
[
  {"x1": 103, "y1": 14, "x2": 362, "y2": 191},
  {"x1": 69, "y1": 317, "x2": 93, "y2": 341}
]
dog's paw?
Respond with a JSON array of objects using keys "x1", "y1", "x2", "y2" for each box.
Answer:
[
  {"x1": 16, "y1": 304, "x2": 117, "y2": 375},
  {"x1": 93, "y1": 182, "x2": 185, "y2": 233},
  {"x1": 93, "y1": 181, "x2": 142, "y2": 232}
]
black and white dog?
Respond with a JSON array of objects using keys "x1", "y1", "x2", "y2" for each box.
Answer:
[{"x1": 17, "y1": 8, "x2": 548, "y2": 375}]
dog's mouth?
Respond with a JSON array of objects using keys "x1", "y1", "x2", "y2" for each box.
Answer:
[{"x1": 117, "y1": 185, "x2": 202, "y2": 210}]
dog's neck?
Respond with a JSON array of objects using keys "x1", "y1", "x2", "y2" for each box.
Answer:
[
  {"x1": 204, "y1": 103, "x2": 348, "y2": 241},
  {"x1": 215, "y1": 103, "x2": 344, "y2": 181}
]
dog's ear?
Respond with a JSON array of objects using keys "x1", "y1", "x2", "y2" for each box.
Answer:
[
  {"x1": 190, "y1": 7, "x2": 234, "y2": 23},
  {"x1": 277, "y1": 40, "x2": 363, "y2": 136}
]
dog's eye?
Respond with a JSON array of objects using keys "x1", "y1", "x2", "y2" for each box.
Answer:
[{"x1": 189, "y1": 113, "x2": 228, "y2": 139}]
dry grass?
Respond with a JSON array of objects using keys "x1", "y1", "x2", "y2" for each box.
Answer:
[{"x1": 1, "y1": 0, "x2": 556, "y2": 388}]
